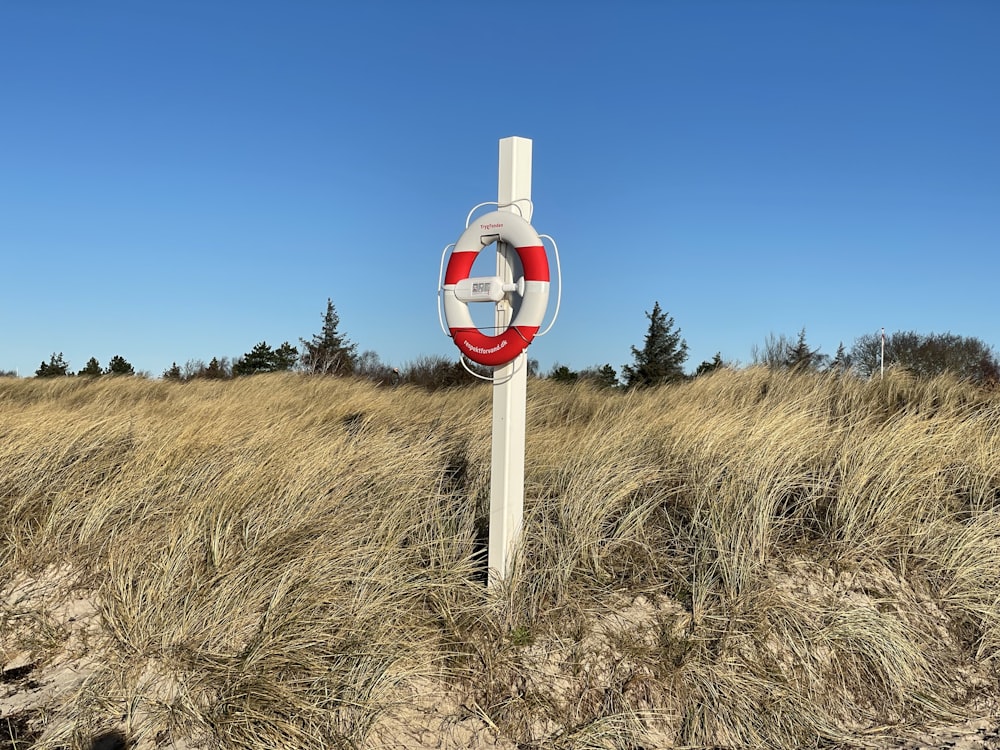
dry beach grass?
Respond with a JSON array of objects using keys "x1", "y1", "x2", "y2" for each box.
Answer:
[{"x1": 1, "y1": 369, "x2": 999, "y2": 748}]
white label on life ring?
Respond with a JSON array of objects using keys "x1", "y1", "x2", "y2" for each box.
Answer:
[
  {"x1": 455, "y1": 276, "x2": 506, "y2": 303},
  {"x1": 455, "y1": 276, "x2": 524, "y2": 302}
]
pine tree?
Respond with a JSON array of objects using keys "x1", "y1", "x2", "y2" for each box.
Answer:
[
  {"x1": 828, "y1": 342, "x2": 851, "y2": 373},
  {"x1": 592, "y1": 363, "x2": 619, "y2": 388},
  {"x1": 234, "y1": 342, "x2": 278, "y2": 376},
  {"x1": 696, "y1": 352, "x2": 725, "y2": 377},
  {"x1": 547, "y1": 363, "x2": 579, "y2": 383},
  {"x1": 198, "y1": 357, "x2": 231, "y2": 380},
  {"x1": 79, "y1": 357, "x2": 103, "y2": 377},
  {"x1": 300, "y1": 299, "x2": 356, "y2": 375},
  {"x1": 273, "y1": 342, "x2": 299, "y2": 371},
  {"x1": 163, "y1": 362, "x2": 183, "y2": 380},
  {"x1": 622, "y1": 302, "x2": 688, "y2": 388},
  {"x1": 106, "y1": 355, "x2": 135, "y2": 375},
  {"x1": 36, "y1": 352, "x2": 70, "y2": 378},
  {"x1": 578, "y1": 363, "x2": 619, "y2": 388},
  {"x1": 234, "y1": 341, "x2": 299, "y2": 376},
  {"x1": 784, "y1": 328, "x2": 826, "y2": 372}
]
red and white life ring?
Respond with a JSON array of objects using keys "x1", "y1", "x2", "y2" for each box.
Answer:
[{"x1": 442, "y1": 210, "x2": 550, "y2": 367}]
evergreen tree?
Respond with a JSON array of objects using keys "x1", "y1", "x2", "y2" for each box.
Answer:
[
  {"x1": 36, "y1": 352, "x2": 70, "y2": 378},
  {"x1": 828, "y1": 342, "x2": 852, "y2": 373},
  {"x1": 234, "y1": 341, "x2": 298, "y2": 376},
  {"x1": 300, "y1": 299, "x2": 357, "y2": 375},
  {"x1": 784, "y1": 328, "x2": 827, "y2": 372},
  {"x1": 548, "y1": 363, "x2": 579, "y2": 383},
  {"x1": 163, "y1": 362, "x2": 183, "y2": 380},
  {"x1": 622, "y1": 302, "x2": 688, "y2": 388},
  {"x1": 273, "y1": 342, "x2": 299, "y2": 371},
  {"x1": 234, "y1": 341, "x2": 278, "y2": 376},
  {"x1": 204, "y1": 357, "x2": 233, "y2": 380},
  {"x1": 579, "y1": 363, "x2": 619, "y2": 388},
  {"x1": 595, "y1": 363, "x2": 619, "y2": 388},
  {"x1": 79, "y1": 357, "x2": 103, "y2": 377},
  {"x1": 695, "y1": 352, "x2": 725, "y2": 377},
  {"x1": 106, "y1": 355, "x2": 134, "y2": 375}
]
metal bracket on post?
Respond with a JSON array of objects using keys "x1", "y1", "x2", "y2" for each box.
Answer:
[{"x1": 488, "y1": 136, "x2": 531, "y2": 588}]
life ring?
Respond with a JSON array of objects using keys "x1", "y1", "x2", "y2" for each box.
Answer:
[{"x1": 442, "y1": 210, "x2": 550, "y2": 367}]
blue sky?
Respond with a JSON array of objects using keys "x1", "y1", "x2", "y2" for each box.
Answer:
[{"x1": 2, "y1": 1, "x2": 998, "y2": 378}]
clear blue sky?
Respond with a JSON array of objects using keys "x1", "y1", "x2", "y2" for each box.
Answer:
[{"x1": 3, "y1": 1, "x2": 998, "y2": 378}]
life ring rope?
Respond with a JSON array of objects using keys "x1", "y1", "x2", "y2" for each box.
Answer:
[
  {"x1": 436, "y1": 243, "x2": 456, "y2": 339},
  {"x1": 464, "y1": 199, "x2": 533, "y2": 228},
  {"x1": 457, "y1": 351, "x2": 527, "y2": 384},
  {"x1": 535, "y1": 234, "x2": 561, "y2": 338}
]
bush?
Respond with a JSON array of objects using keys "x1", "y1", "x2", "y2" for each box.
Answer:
[{"x1": 401, "y1": 355, "x2": 489, "y2": 390}]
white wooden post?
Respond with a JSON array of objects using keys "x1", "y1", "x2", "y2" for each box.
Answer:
[{"x1": 488, "y1": 136, "x2": 531, "y2": 587}]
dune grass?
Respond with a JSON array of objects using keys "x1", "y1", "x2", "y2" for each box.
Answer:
[{"x1": 1, "y1": 368, "x2": 999, "y2": 748}]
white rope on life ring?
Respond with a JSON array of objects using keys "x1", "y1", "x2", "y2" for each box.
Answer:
[{"x1": 441, "y1": 210, "x2": 550, "y2": 367}]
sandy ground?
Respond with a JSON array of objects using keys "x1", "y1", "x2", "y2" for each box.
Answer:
[{"x1": 3, "y1": 567, "x2": 999, "y2": 749}]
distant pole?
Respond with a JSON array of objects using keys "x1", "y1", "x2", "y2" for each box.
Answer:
[
  {"x1": 881, "y1": 327, "x2": 885, "y2": 380},
  {"x1": 489, "y1": 136, "x2": 531, "y2": 587}
]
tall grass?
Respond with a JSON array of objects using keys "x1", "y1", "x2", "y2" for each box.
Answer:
[{"x1": 1, "y1": 369, "x2": 998, "y2": 748}]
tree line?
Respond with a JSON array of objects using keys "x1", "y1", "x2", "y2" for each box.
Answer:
[
  {"x1": 605, "y1": 302, "x2": 999, "y2": 388},
  {"x1": 16, "y1": 298, "x2": 1000, "y2": 389},
  {"x1": 24, "y1": 300, "x2": 491, "y2": 390},
  {"x1": 549, "y1": 301, "x2": 999, "y2": 389}
]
